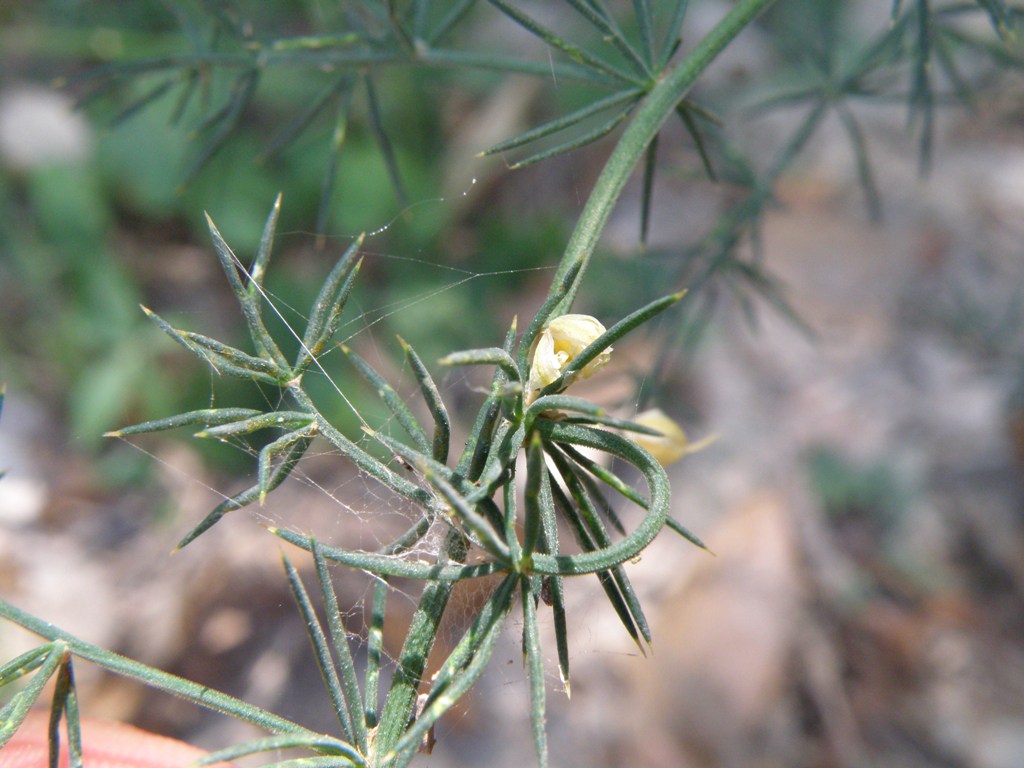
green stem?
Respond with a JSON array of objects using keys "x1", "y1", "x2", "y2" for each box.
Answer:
[
  {"x1": 0, "y1": 600, "x2": 317, "y2": 739},
  {"x1": 548, "y1": 0, "x2": 780, "y2": 313}
]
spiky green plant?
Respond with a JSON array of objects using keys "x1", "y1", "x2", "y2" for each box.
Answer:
[{"x1": 2, "y1": 1, "x2": 1021, "y2": 766}]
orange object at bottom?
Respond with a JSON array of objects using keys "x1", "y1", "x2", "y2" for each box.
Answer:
[{"x1": 1, "y1": 711, "x2": 233, "y2": 768}]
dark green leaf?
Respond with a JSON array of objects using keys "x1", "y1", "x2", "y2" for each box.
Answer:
[
  {"x1": 140, "y1": 306, "x2": 287, "y2": 386},
  {"x1": 834, "y1": 102, "x2": 881, "y2": 222},
  {"x1": 481, "y1": 88, "x2": 644, "y2": 157},
  {"x1": 374, "y1": 571, "x2": 456, "y2": 762},
  {"x1": 198, "y1": 733, "x2": 362, "y2": 764},
  {"x1": 297, "y1": 235, "x2": 365, "y2": 372},
  {"x1": 509, "y1": 101, "x2": 637, "y2": 168},
  {"x1": 104, "y1": 408, "x2": 263, "y2": 437},
  {"x1": 565, "y1": 0, "x2": 652, "y2": 77},
  {"x1": 521, "y1": 576, "x2": 549, "y2": 768},
  {"x1": 487, "y1": 0, "x2": 643, "y2": 85},
  {"x1": 363, "y1": 577, "x2": 388, "y2": 729},
  {"x1": 389, "y1": 575, "x2": 517, "y2": 760},
  {"x1": 531, "y1": 459, "x2": 570, "y2": 693},
  {"x1": 272, "y1": 526, "x2": 501, "y2": 581},
  {"x1": 282, "y1": 552, "x2": 356, "y2": 744},
  {"x1": 342, "y1": 345, "x2": 431, "y2": 455},
  {"x1": 194, "y1": 411, "x2": 314, "y2": 439},
  {"x1": 676, "y1": 103, "x2": 718, "y2": 180},
  {"x1": 288, "y1": 393, "x2": 440, "y2": 516},
  {"x1": 313, "y1": 540, "x2": 369, "y2": 753},
  {"x1": 438, "y1": 346, "x2": 521, "y2": 382},
  {"x1": 110, "y1": 77, "x2": 176, "y2": 128},
  {"x1": 49, "y1": 656, "x2": 81, "y2": 768},
  {"x1": 316, "y1": 83, "x2": 357, "y2": 240},
  {"x1": 174, "y1": 435, "x2": 311, "y2": 550},
  {"x1": 399, "y1": 336, "x2": 451, "y2": 464},
  {"x1": 426, "y1": 0, "x2": 478, "y2": 44},
  {"x1": 547, "y1": 451, "x2": 650, "y2": 646},
  {"x1": 640, "y1": 133, "x2": 658, "y2": 244},
  {"x1": 456, "y1": 318, "x2": 518, "y2": 480},
  {"x1": 419, "y1": 456, "x2": 512, "y2": 562},
  {"x1": 258, "y1": 426, "x2": 318, "y2": 503},
  {"x1": 665, "y1": 516, "x2": 710, "y2": 551},
  {"x1": 0, "y1": 642, "x2": 65, "y2": 749},
  {"x1": 529, "y1": 421, "x2": 669, "y2": 576},
  {"x1": 376, "y1": 516, "x2": 433, "y2": 556},
  {"x1": 974, "y1": 0, "x2": 1016, "y2": 39},
  {"x1": 0, "y1": 645, "x2": 51, "y2": 686},
  {"x1": 204, "y1": 212, "x2": 288, "y2": 368},
  {"x1": 182, "y1": 69, "x2": 260, "y2": 185},
  {"x1": 364, "y1": 75, "x2": 409, "y2": 208},
  {"x1": 557, "y1": 442, "x2": 647, "y2": 508},
  {"x1": 657, "y1": 0, "x2": 691, "y2": 68},
  {"x1": 260, "y1": 75, "x2": 351, "y2": 162},
  {"x1": 634, "y1": 0, "x2": 655, "y2": 64},
  {"x1": 522, "y1": 433, "x2": 546, "y2": 557},
  {"x1": 0, "y1": 603, "x2": 313, "y2": 738},
  {"x1": 247, "y1": 192, "x2": 282, "y2": 303}
]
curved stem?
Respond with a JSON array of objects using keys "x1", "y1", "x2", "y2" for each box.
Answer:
[
  {"x1": 548, "y1": 0, "x2": 780, "y2": 314},
  {"x1": 529, "y1": 421, "x2": 669, "y2": 576}
]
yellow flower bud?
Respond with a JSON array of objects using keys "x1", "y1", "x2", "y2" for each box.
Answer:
[
  {"x1": 527, "y1": 314, "x2": 611, "y2": 403},
  {"x1": 631, "y1": 408, "x2": 715, "y2": 466}
]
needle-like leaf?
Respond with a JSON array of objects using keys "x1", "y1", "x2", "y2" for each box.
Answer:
[
  {"x1": 565, "y1": 0, "x2": 651, "y2": 79},
  {"x1": 388, "y1": 575, "x2": 517, "y2": 761},
  {"x1": 546, "y1": 460, "x2": 646, "y2": 650},
  {"x1": 174, "y1": 434, "x2": 311, "y2": 550},
  {"x1": 317, "y1": 82, "x2": 356, "y2": 239},
  {"x1": 197, "y1": 733, "x2": 364, "y2": 764},
  {"x1": 426, "y1": 0, "x2": 478, "y2": 45},
  {"x1": 399, "y1": 336, "x2": 451, "y2": 464},
  {"x1": 110, "y1": 77, "x2": 176, "y2": 127},
  {"x1": 657, "y1": 0, "x2": 692, "y2": 69},
  {"x1": 364, "y1": 75, "x2": 409, "y2": 208},
  {"x1": 282, "y1": 552, "x2": 356, "y2": 744},
  {"x1": 204, "y1": 211, "x2": 289, "y2": 369},
  {"x1": 509, "y1": 101, "x2": 637, "y2": 168},
  {"x1": 363, "y1": 577, "x2": 388, "y2": 729},
  {"x1": 140, "y1": 306, "x2": 287, "y2": 386},
  {"x1": 343, "y1": 344, "x2": 431, "y2": 455},
  {"x1": 104, "y1": 408, "x2": 263, "y2": 437},
  {"x1": 0, "y1": 645, "x2": 51, "y2": 686},
  {"x1": 834, "y1": 101, "x2": 882, "y2": 222},
  {"x1": 248, "y1": 192, "x2": 282, "y2": 305},
  {"x1": 0, "y1": 642, "x2": 65, "y2": 749},
  {"x1": 296, "y1": 235, "x2": 365, "y2": 373},
  {"x1": 640, "y1": 132, "x2": 658, "y2": 244},
  {"x1": 521, "y1": 576, "x2": 549, "y2": 768},
  {"x1": 260, "y1": 75, "x2": 351, "y2": 162},
  {"x1": 194, "y1": 411, "x2": 314, "y2": 439},
  {"x1": 487, "y1": 0, "x2": 644, "y2": 86},
  {"x1": 481, "y1": 88, "x2": 644, "y2": 157},
  {"x1": 182, "y1": 69, "x2": 260, "y2": 185}
]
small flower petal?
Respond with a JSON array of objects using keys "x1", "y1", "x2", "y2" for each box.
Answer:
[
  {"x1": 526, "y1": 313, "x2": 611, "y2": 402},
  {"x1": 631, "y1": 408, "x2": 715, "y2": 466}
]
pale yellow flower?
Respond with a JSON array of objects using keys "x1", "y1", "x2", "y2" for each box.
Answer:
[
  {"x1": 631, "y1": 408, "x2": 716, "y2": 466},
  {"x1": 527, "y1": 314, "x2": 611, "y2": 403}
]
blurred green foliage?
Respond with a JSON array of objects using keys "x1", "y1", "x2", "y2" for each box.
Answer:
[
  {"x1": 0, "y1": 0, "x2": 564, "y2": 467},
  {"x1": 2, "y1": 0, "x2": 1021, "y2": 470}
]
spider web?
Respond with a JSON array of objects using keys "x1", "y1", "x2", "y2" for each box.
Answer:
[{"x1": 104, "y1": 183, "x2": 576, "y2": 743}]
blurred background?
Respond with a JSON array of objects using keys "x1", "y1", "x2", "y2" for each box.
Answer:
[{"x1": 2, "y1": 1, "x2": 1024, "y2": 766}]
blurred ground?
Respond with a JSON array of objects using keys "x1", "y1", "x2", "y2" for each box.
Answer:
[{"x1": 3, "y1": 7, "x2": 1024, "y2": 768}]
